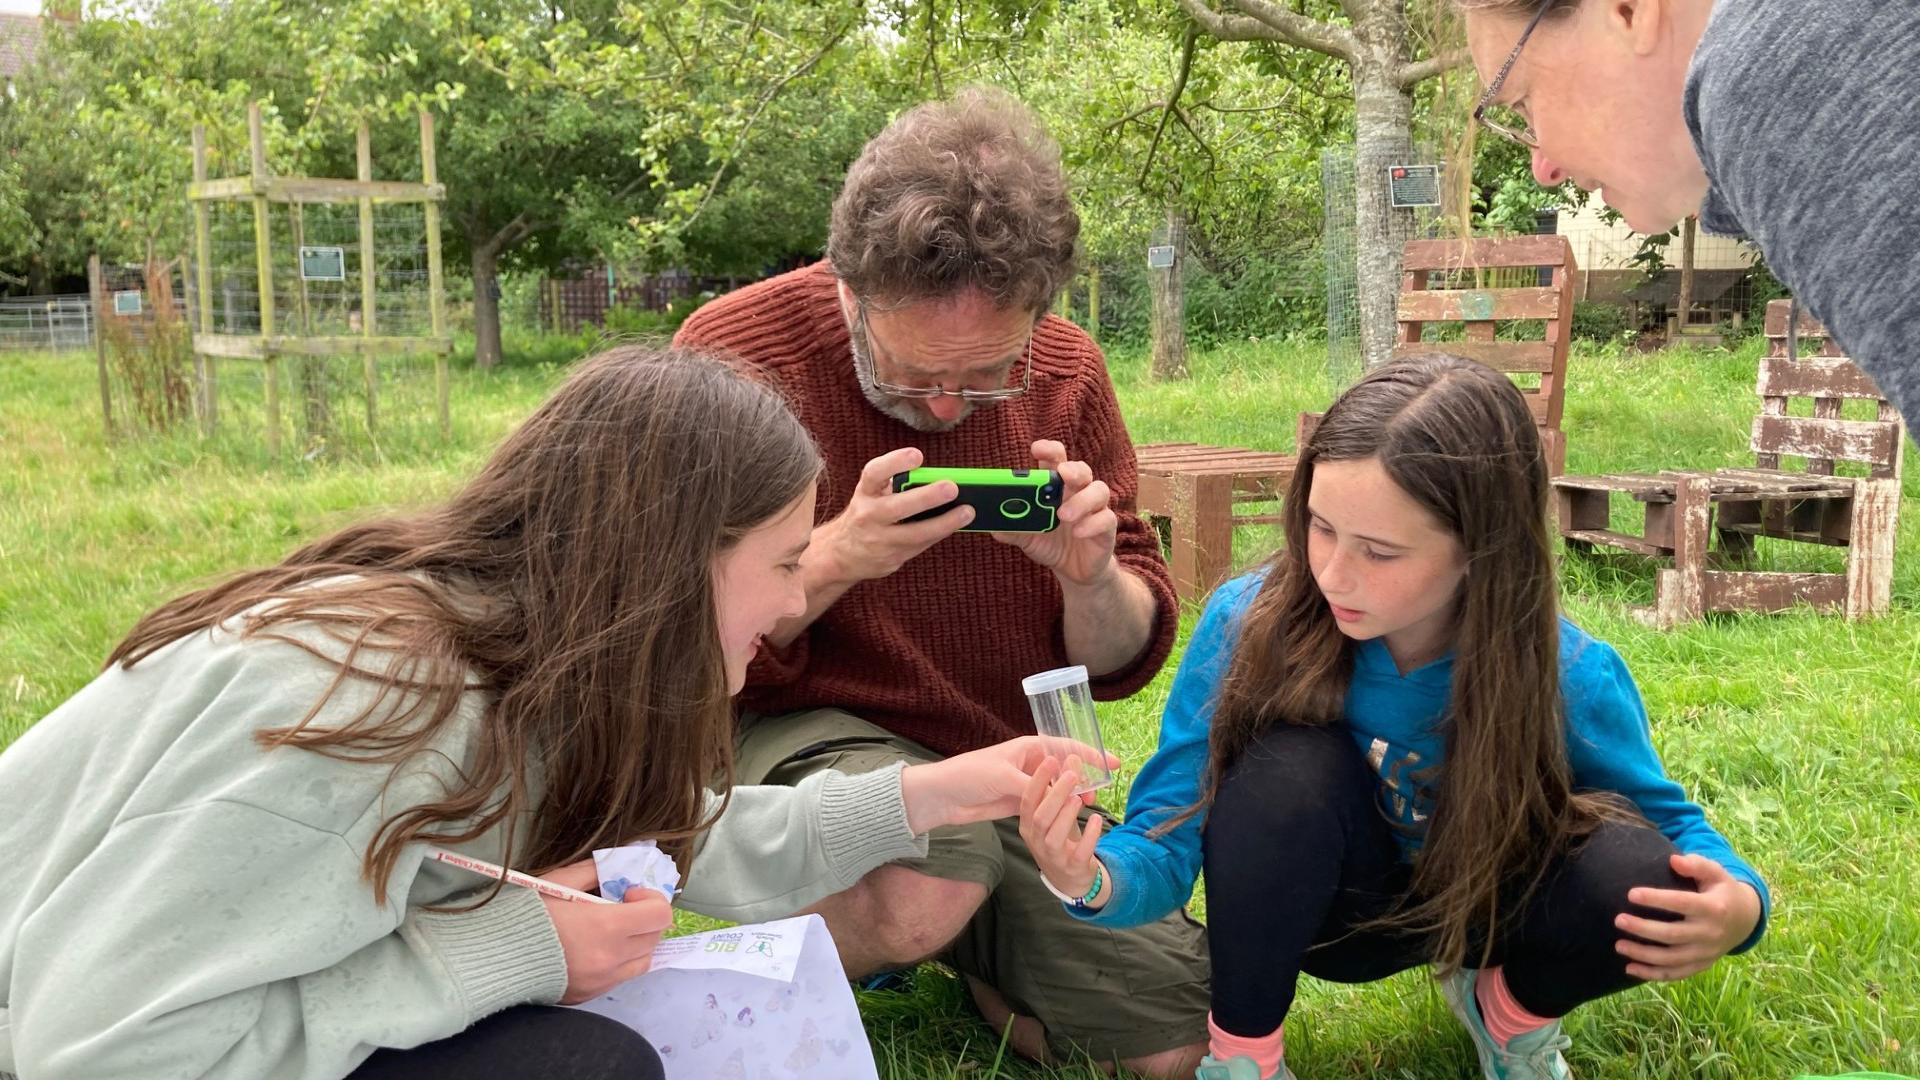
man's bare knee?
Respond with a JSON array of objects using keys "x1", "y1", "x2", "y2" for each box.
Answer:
[
  {"x1": 1120, "y1": 1042, "x2": 1208, "y2": 1079},
  {"x1": 857, "y1": 865, "x2": 989, "y2": 965}
]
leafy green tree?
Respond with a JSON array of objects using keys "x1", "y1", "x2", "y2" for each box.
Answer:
[{"x1": 1175, "y1": 0, "x2": 1465, "y2": 368}]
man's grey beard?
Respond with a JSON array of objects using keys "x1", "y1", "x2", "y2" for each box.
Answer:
[{"x1": 857, "y1": 369, "x2": 973, "y2": 433}]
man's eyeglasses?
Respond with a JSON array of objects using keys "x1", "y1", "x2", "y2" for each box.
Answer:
[
  {"x1": 850, "y1": 298, "x2": 1034, "y2": 402},
  {"x1": 1472, "y1": 0, "x2": 1557, "y2": 149}
]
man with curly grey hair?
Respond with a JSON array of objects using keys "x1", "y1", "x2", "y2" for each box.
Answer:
[{"x1": 675, "y1": 88, "x2": 1209, "y2": 1076}]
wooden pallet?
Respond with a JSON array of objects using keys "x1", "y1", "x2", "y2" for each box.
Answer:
[
  {"x1": 1551, "y1": 301, "x2": 1903, "y2": 626},
  {"x1": 1135, "y1": 441, "x2": 1298, "y2": 602}
]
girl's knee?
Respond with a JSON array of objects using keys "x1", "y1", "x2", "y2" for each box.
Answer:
[
  {"x1": 1537, "y1": 822, "x2": 1692, "y2": 957},
  {"x1": 1565, "y1": 822, "x2": 1689, "y2": 909},
  {"x1": 1215, "y1": 723, "x2": 1369, "y2": 822},
  {"x1": 563, "y1": 1011, "x2": 666, "y2": 1080}
]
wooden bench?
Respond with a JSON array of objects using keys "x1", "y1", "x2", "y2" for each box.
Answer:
[
  {"x1": 1298, "y1": 235, "x2": 1578, "y2": 468},
  {"x1": 1552, "y1": 300, "x2": 1904, "y2": 626},
  {"x1": 1135, "y1": 434, "x2": 1304, "y2": 603},
  {"x1": 1395, "y1": 234, "x2": 1576, "y2": 475},
  {"x1": 1139, "y1": 236, "x2": 1579, "y2": 602}
]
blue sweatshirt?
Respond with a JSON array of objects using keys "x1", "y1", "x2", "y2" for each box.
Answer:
[{"x1": 1081, "y1": 573, "x2": 1770, "y2": 955}]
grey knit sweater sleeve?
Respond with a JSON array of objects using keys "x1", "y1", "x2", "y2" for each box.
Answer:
[{"x1": 1684, "y1": 0, "x2": 1920, "y2": 426}]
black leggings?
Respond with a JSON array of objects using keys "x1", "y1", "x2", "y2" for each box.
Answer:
[
  {"x1": 1203, "y1": 723, "x2": 1692, "y2": 1038},
  {"x1": 347, "y1": 1005, "x2": 664, "y2": 1080}
]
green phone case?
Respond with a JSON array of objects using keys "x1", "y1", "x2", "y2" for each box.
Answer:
[{"x1": 891, "y1": 467, "x2": 1063, "y2": 532}]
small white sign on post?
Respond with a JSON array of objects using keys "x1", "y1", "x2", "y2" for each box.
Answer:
[
  {"x1": 112, "y1": 290, "x2": 143, "y2": 316},
  {"x1": 299, "y1": 246, "x2": 347, "y2": 282},
  {"x1": 1146, "y1": 245, "x2": 1177, "y2": 270}
]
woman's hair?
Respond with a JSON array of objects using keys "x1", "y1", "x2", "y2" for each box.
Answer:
[
  {"x1": 107, "y1": 346, "x2": 822, "y2": 904},
  {"x1": 827, "y1": 85, "x2": 1079, "y2": 315},
  {"x1": 1168, "y1": 353, "x2": 1632, "y2": 973}
]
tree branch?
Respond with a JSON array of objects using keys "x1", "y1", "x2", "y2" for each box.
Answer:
[
  {"x1": 478, "y1": 209, "x2": 542, "y2": 259},
  {"x1": 1104, "y1": 100, "x2": 1167, "y2": 136},
  {"x1": 652, "y1": 10, "x2": 689, "y2": 70},
  {"x1": 1173, "y1": 108, "x2": 1217, "y2": 170},
  {"x1": 678, "y1": 17, "x2": 852, "y2": 234},
  {"x1": 921, "y1": 0, "x2": 944, "y2": 95},
  {"x1": 1174, "y1": 0, "x2": 1287, "y2": 45},
  {"x1": 1177, "y1": 0, "x2": 1356, "y2": 62},
  {"x1": 1192, "y1": 85, "x2": 1298, "y2": 116},
  {"x1": 1140, "y1": 27, "x2": 1198, "y2": 188},
  {"x1": 1399, "y1": 46, "x2": 1471, "y2": 89}
]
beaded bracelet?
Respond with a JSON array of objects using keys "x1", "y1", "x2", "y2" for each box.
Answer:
[{"x1": 1040, "y1": 862, "x2": 1104, "y2": 910}]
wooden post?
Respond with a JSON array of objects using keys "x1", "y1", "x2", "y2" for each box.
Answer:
[
  {"x1": 1165, "y1": 471, "x2": 1234, "y2": 601},
  {"x1": 1149, "y1": 208, "x2": 1189, "y2": 380},
  {"x1": 250, "y1": 102, "x2": 281, "y2": 456},
  {"x1": 289, "y1": 200, "x2": 328, "y2": 442},
  {"x1": 191, "y1": 126, "x2": 217, "y2": 435},
  {"x1": 1086, "y1": 266, "x2": 1101, "y2": 346},
  {"x1": 1844, "y1": 478, "x2": 1898, "y2": 619},
  {"x1": 1674, "y1": 215, "x2": 1697, "y2": 339},
  {"x1": 291, "y1": 203, "x2": 313, "y2": 335},
  {"x1": 88, "y1": 254, "x2": 114, "y2": 442},
  {"x1": 420, "y1": 109, "x2": 449, "y2": 438},
  {"x1": 357, "y1": 122, "x2": 379, "y2": 437},
  {"x1": 1654, "y1": 474, "x2": 1711, "y2": 627}
]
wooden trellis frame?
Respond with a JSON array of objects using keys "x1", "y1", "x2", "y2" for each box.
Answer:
[{"x1": 188, "y1": 102, "x2": 450, "y2": 453}]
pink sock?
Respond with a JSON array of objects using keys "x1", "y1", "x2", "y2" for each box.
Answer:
[
  {"x1": 1475, "y1": 966, "x2": 1557, "y2": 1047},
  {"x1": 1208, "y1": 1013, "x2": 1284, "y2": 1076}
]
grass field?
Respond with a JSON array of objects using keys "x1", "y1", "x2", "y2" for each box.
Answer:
[{"x1": 2, "y1": 335, "x2": 1916, "y2": 1079}]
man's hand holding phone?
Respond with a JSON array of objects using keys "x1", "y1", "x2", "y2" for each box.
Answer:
[
  {"x1": 991, "y1": 440, "x2": 1119, "y2": 588},
  {"x1": 815, "y1": 447, "x2": 973, "y2": 584}
]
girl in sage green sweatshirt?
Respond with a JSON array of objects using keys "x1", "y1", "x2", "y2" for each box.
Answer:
[{"x1": 0, "y1": 346, "x2": 1083, "y2": 1080}]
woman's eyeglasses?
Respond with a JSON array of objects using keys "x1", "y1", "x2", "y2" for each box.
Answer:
[{"x1": 1472, "y1": 0, "x2": 1557, "y2": 149}]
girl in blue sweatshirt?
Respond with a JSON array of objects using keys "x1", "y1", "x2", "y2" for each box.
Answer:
[{"x1": 1020, "y1": 354, "x2": 1768, "y2": 1080}]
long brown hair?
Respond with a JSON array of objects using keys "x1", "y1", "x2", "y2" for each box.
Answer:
[
  {"x1": 107, "y1": 346, "x2": 822, "y2": 903},
  {"x1": 1174, "y1": 353, "x2": 1630, "y2": 973}
]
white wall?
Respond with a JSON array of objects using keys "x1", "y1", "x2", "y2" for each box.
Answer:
[{"x1": 1556, "y1": 201, "x2": 1759, "y2": 273}]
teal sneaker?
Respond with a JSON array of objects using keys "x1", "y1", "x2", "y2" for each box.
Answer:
[
  {"x1": 853, "y1": 967, "x2": 913, "y2": 993},
  {"x1": 1438, "y1": 967, "x2": 1573, "y2": 1080},
  {"x1": 1195, "y1": 1054, "x2": 1298, "y2": 1080}
]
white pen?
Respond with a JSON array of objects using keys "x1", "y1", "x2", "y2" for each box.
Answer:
[{"x1": 426, "y1": 847, "x2": 618, "y2": 905}]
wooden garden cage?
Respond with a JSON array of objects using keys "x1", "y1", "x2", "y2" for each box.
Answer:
[{"x1": 186, "y1": 102, "x2": 450, "y2": 454}]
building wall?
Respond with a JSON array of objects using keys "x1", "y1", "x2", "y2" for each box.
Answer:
[{"x1": 1556, "y1": 200, "x2": 1759, "y2": 275}]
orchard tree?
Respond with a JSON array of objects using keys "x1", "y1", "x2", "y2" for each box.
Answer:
[{"x1": 1174, "y1": 0, "x2": 1465, "y2": 367}]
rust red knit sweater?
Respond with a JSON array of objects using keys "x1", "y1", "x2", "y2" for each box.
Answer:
[{"x1": 675, "y1": 262, "x2": 1177, "y2": 758}]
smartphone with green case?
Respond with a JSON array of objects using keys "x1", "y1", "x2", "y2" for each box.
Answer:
[{"x1": 890, "y1": 467, "x2": 1063, "y2": 533}]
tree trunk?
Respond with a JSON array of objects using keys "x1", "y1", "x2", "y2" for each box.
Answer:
[
  {"x1": 471, "y1": 239, "x2": 503, "y2": 371},
  {"x1": 1675, "y1": 214, "x2": 1697, "y2": 338},
  {"x1": 1149, "y1": 207, "x2": 1189, "y2": 380},
  {"x1": 1086, "y1": 266, "x2": 1101, "y2": 346},
  {"x1": 1351, "y1": 59, "x2": 1417, "y2": 370}
]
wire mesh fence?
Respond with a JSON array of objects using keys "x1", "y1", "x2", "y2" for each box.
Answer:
[
  {"x1": 177, "y1": 346, "x2": 455, "y2": 465},
  {"x1": 196, "y1": 199, "x2": 433, "y2": 339},
  {"x1": 0, "y1": 294, "x2": 96, "y2": 351},
  {"x1": 171, "y1": 194, "x2": 448, "y2": 462},
  {"x1": 1321, "y1": 147, "x2": 1446, "y2": 391}
]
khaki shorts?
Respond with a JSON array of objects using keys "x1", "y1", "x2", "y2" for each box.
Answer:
[{"x1": 737, "y1": 707, "x2": 1212, "y2": 1063}]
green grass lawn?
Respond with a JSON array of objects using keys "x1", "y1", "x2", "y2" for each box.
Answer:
[{"x1": 2, "y1": 336, "x2": 1916, "y2": 1079}]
